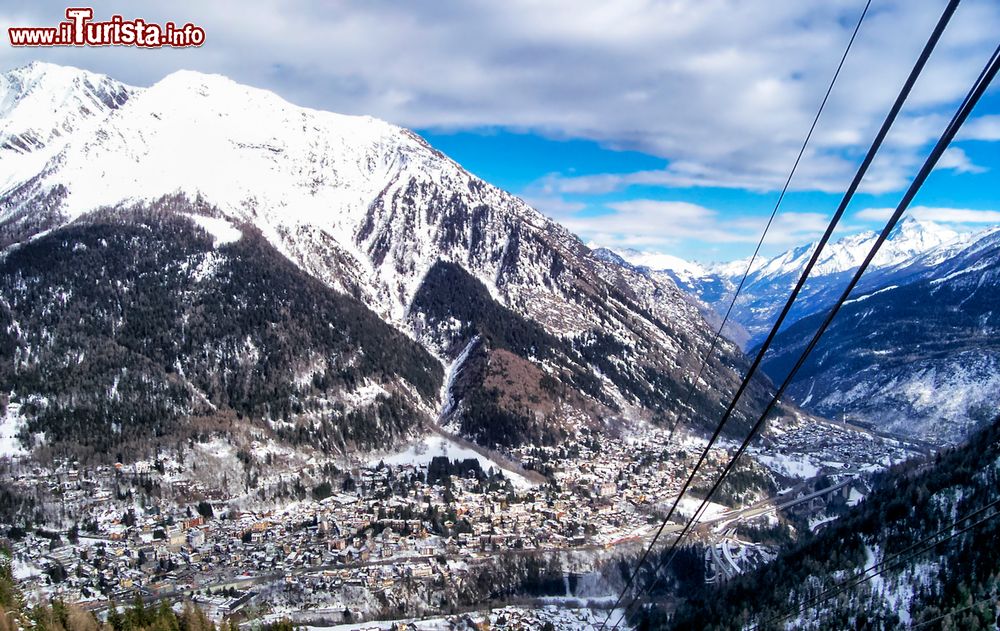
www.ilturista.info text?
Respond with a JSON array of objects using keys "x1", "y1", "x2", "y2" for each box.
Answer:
[{"x1": 9, "y1": 8, "x2": 205, "y2": 48}]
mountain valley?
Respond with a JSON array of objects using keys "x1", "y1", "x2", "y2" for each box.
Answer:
[{"x1": 0, "y1": 61, "x2": 997, "y2": 630}]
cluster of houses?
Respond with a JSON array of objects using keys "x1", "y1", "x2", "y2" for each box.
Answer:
[{"x1": 2, "y1": 419, "x2": 904, "y2": 623}]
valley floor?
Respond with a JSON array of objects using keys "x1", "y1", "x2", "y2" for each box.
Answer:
[{"x1": 2, "y1": 415, "x2": 918, "y2": 628}]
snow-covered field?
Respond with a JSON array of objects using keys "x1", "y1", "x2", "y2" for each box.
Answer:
[
  {"x1": 674, "y1": 496, "x2": 730, "y2": 522},
  {"x1": 755, "y1": 453, "x2": 820, "y2": 479},
  {"x1": 370, "y1": 433, "x2": 537, "y2": 490},
  {"x1": 372, "y1": 434, "x2": 482, "y2": 468}
]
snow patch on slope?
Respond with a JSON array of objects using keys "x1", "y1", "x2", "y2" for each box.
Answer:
[
  {"x1": 184, "y1": 214, "x2": 242, "y2": 246},
  {"x1": 0, "y1": 402, "x2": 27, "y2": 458},
  {"x1": 439, "y1": 335, "x2": 479, "y2": 420},
  {"x1": 755, "y1": 452, "x2": 820, "y2": 478},
  {"x1": 371, "y1": 433, "x2": 536, "y2": 490}
]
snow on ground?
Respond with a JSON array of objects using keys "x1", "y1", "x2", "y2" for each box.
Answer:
[
  {"x1": 843, "y1": 285, "x2": 898, "y2": 305},
  {"x1": 373, "y1": 434, "x2": 482, "y2": 468},
  {"x1": 755, "y1": 452, "x2": 820, "y2": 479},
  {"x1": 438, "y1": 336, "x2": 479, "y2": 420},
  {"x1": 341, "y1": 383, "x2": 389, "y2": 413},
  {"x1": 303, "y1": 604, "x2": 631, "y2": 630},
  {"x1": 183, "y1": 213, "x2": 242, "y2": 246},
  {"x1": 371, "y1": 433, "x2": 536, "y2": 489},
  {"x1": 0, "y1": 402, "x2": 27, "y2": 458},
  {"x1": 249, "y1": 435, "x2": 305, "y2": 463},
  {"x1": 674, "y1": 496, "x2": 729, "y2": 522},
  {"x1": 12, "y1": 558, "x2": 42, "y2": 581},
  {"x1": 808, "y1": 514, "x2": 839, "y2": 532},
  {"x1": 194, "y1": 437, "x2": 236, "y2": 460},
  {"x1": 847, "y1": 487, "x2": 865, "y2": 507}
]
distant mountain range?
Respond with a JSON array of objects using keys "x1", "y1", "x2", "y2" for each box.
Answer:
[
  {"x1": 0, "y1": 62, "x2": 783, "y2": 462},
  {"x1": 600, "y1": 217, "x2": 965, "y2": 348},
  {"x1": 602, "y1": 217, "x2": 1000, "y2": 444}
]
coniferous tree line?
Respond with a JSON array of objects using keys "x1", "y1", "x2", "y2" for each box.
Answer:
[{"x1": 0, "y1": 199, "x2": 443, "y2": 462}]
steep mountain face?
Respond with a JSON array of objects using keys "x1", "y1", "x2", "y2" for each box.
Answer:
[
  {"x1": 592, "y1": 247, "x2": 752, "y2": 349},
  {"x1": 661, "y1": 414, "x2": 1000, "y2": 630},
  {"x1": 0, "y1": 62, "x2": 134, "y2": 246},
  {"x1": 762, "y1": 226, "x2": 1000, "y2": 445},
  {"x1": 0, "y1": 63, "x2": 780, "y2": 458},
  {"x1": 0, "y1": 62, "x2": 133, "y2": 160}
]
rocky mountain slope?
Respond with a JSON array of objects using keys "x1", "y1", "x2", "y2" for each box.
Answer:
[{"x1": 0, "y1": 62, "x2": 782, "y2": 460}]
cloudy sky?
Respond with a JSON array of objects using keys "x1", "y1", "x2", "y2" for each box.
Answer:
[{"x1": 3, "y1": 0, "x2": 999, "y2": 261}]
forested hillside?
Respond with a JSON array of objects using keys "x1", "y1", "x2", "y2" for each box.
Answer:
[
  {"x1": 649, "y1": 414, "x2": 1000, "y2": 630},
  {"x1": 761, "y1": 227, "x2": 1000, "y2": 445},
  {"x1": 410, "y1": 261, "x2": 609, "y2": 447},
  {"x1": 0, "y1": 199, "x2": 443, "y2": 462}
]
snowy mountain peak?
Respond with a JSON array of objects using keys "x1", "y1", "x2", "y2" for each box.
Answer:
[
  {"x1": 601, "y1": 216, "x2": 965, "y2": 286},
  {"x1": 0, "y1": 63, "x2": 566, "y2": 323},
  {"x1": 888, "y1": 216, "x2": 960, "y2": 250},
  {"x1": 145, "y1": 68, "x2": 395, "y2": 140},
  {"x1": 595, "y1": 212, "x2": 983, "y2": 351},
  {"x1": 733, "y1": 216, "x2": 966, "y2": 282},
  {"x1": 603, "y1": 247, "x2": 708, "y2": 282},
  {"x1": 13, "y1": 65, "x2": 423, "y2": 234},
  {"x1": 1, "y1": 62, "x2": 135, "y2": 196},
  {"x1": 1, "y1": 62, "x2": 134, "y2": 150}
]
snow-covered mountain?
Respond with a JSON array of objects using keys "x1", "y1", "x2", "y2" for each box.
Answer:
[
  {"x1": 0, "y1": 62, "x2": 784, "y2": 459},
  {"x1": 762, "y1": 225, "x2": 1000, "y2": 444},
  {"x1": 611, "y1": 217, "x2": 968, "y2": 349},
  {"x1": 604, "y1": 217, "x2": 998, "y2": 445},
  {"x1": 0, "y1": 62, "x2": 133, "y2": 149},
  {"x1": 592, "y1": 247, "x2": 752, "y2": 348}
]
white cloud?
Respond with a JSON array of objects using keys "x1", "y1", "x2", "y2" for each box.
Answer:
[
  {"x1": 548, "y1": 199, "x2": 830, "y2": 252},
  {"x1": 960, "y1": 115, "x2": 1000, "y2": 141},
  {"x1": 855, "y1": 205, "x2": 1000, "y2": 223},
  {"x1": 519, "y1": 195, "x2": 586, "y2": 215},
  {"x1": 935, "y1": 147, "x2": 987, "y2": 174},
  {"x1": 2, "y1": 0, "x2": 998, "y2": 196}
]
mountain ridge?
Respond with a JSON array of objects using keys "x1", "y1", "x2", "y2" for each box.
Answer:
[
  {"x1": 599, "y1": 215, "x2": 999, "y2": 445},
  {"x1": 0, "y1": 62, "x2": 787, "y2": 459}
]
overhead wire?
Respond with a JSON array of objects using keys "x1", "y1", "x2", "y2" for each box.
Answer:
[
  {"x1": 615, "y1": 35, "x2": 1000, "y2": 630},
  {"x1": 599, "y1": 1, "x2": 963, "y2": 628},
  {"x1": 596, "y1": 2, "x2": 875, "y2": 626},
  {"x1": 909, "y1": 594, "x2": 999, "y2": 629},
  {"x1": 664, "y1": 0, "x2": 873, "y2": 447}
]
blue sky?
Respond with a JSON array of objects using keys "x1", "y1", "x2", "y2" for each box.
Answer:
[
  {"x1": 3, "y1": 0, "x2": 999, "y2": 262},
  {"x1": 420, "y1": 115, "x2": 1000, "y2": 261}
]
